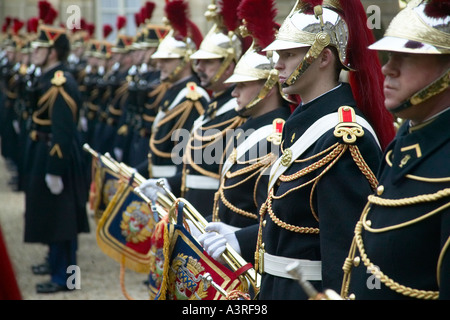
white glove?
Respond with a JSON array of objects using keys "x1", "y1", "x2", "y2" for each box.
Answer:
[
  {"x1": 45, "y1": 174, "x2": 64, "y2": 195},
  {"x1": 136, "y1": 178, "x2": 170, "y2": 203},
  {"x1": 79, "y1": 116, "x2": 88, "y2": 132},
  {"x1": 198, "y1": 222, "x2": 241, "y2": 263},
  {"x1": 113, "y1": 147, "x2": 123, "y2": 161},
  {"x1": 12, "y1": 120, "x2": 20, "y2": 134}
]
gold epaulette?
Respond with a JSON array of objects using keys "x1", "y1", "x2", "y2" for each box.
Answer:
[
  {"x1": 185, "y1": 82, "x2": 203, "y2": 101},
  {"x1": 333, "y1": 106, "x2": 364, "y2": 144},
  {"x1": 267, "y1": 118, "x2": 285, "y2": 146},
  {"x1": 51, "y1": 70, "x2": 67, "y2": 87}
]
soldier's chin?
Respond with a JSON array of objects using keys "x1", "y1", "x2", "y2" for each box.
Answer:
[{"x1": 384, "y1": 97, "x2": 404, "y2": 113}]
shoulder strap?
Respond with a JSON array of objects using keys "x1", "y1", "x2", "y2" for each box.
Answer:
[
  {"x1": 221, "y1": 124, "x2": 273, "y2": 178},
  {"x1": 268, "y1": 108, "x2": 380, "y2": 191}
]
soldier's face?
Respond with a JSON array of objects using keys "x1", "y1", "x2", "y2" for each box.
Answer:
[
  {"x1": 382, "y1": 52, "x2": 450, "y2": 120},
  {"x1": 232, "y1": 80, "x2": 264, "y2": 114},
  {"x1": 274, "y1": 47, "x2": 315, "y2": 95},
  {"x1": 157, "y1": 58, "x2": 182, "y2": 81},
  {"x1": 195, "y1": 58, "x2": 222, "y2": 88},
  {"x1": 31, "y1": 47, "x2": 49, "y2": 67}
]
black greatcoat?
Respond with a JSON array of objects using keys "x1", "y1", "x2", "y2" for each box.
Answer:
[
  {"x1": 346, "y1": 108, "x2": 450, "y2": 300},
  {"x1": 246, "y1": 83, "x2": 382, "y2": 299},
  {"x1": 23, "y1": 64, "x2": 90, "y2": 244}
]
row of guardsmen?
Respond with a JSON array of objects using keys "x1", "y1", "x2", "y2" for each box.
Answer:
[{"x1": 0, "y1": 0, "x2": 449, "y2": 300}]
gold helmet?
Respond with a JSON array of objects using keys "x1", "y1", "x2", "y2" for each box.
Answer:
[
  {"x1": 265, "y1": 0, "x2": 396, "y2": 149},
  {"x1": 224, "y1": 0, "x2": 291, "y2": 113},
  {"x1": 151, "y1": 0, "x2": 203, "y2": 81},
  {"x1": 369, "y1": 0, "x2": 450, "y2": 113},
  {"x1": 190, "y1": 0, "x2": 244, "y2": 86},
  {"x1": 264, "y1": 0, "x2": 352, "y2": 88},
  {"x1": 151, "y1": 0, "x2": 202, "y2": 58}
]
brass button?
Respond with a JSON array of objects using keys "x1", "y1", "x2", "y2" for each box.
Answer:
[
  {"x1": 366, "y1": 220, "x2": 372, "y2": 227},
  {"x1": 353, "y1": 256, "x2": 360, "y2": 267},
  {"x1": 376, "y1": 185, "x2": 384, "y2": 195},
  {"x1": 348, "y1": 293, "x2": 356, "y2": 300},
  {"x1": 261, "y1": 243, "x2": 265, "y2": 249},
  {"x1": 262, "y1": 220, "x2": 267, "y2": 227}
]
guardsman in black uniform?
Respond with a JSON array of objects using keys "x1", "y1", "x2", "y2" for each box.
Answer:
[
  {"x1": 93, "y1": 16, "x2": 133, "y2": 157},
  {"x1": 15, "y1": 26, "x2": 37, "y2": 192},
  {"x1": 197, "y1": 0, "x2": 293, "y2": 267},
  {"x1": 126, "y1": 3, "x2": 170, "y2": 170},
  {"x1": 341, "y1": 0, "x2": 450, "y2": 300},
  {"x1": 24, "y1": 19, "x2": 90, "y2": 293},
  {"x1": 213, "y1": 0, "x2": 397, "y2": 300},
  {"x1": 0, "y1": 30, "x2": 23, "y2": 187},
  {"x1": 139, "y1": 1, "x2": 247, "y2": 217},
  {"x1": 82, "y1": 26, "x2": 112, "y2": 150},
  {"x1": 137, "y1": 0, "x2": 210, "y2": 198}
]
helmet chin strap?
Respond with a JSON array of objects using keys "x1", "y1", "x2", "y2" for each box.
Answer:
[
  {"x1": 282, "y1": 6, "x2": 331, "y2": 88},
  {"x1": 389, "y1": 68, "x2": 450, "y2": 114},
  {"x1": 237, "y1": 70, "x2": 280, "y2": 116}
]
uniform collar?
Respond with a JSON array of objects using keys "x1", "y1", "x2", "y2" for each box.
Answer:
[{"x1": 387, "y1": 108, "x2": 450, "y2": 183}]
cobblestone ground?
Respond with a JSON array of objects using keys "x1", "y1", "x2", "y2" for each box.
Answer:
[{"x1": 0, "y1": 156, "x2": 150, "y2": 300}]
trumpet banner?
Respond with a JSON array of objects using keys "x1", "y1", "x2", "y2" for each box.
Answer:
[
  {"x1": 89, "y1": 158, "x2": 120, "y2": 224},
  {"x1": 155, "y1": 201, "x2": 250, "y2": 300},
  {"x1": 96, "y1": 180, "x2": 159, "y2": 274}
]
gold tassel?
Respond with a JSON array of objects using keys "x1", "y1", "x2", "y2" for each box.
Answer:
[{"x1": 157, "y1": 221, "x2": 171, "y2": 300}]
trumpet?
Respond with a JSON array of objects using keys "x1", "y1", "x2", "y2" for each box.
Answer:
[
  {"x1": 83, "y1": 143, "x2": 168, "y2": 219},
  {"x1": 155, "y1": 178, "x2": 261, "y2": 296},
  {"x1": 83, "y1": 143, "x2": 261, "y2": 295}
]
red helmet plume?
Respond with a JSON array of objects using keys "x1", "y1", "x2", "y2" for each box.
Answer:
[
  {"x1": 164, "y1": 0, "x2": 202, "y2": 48},
  {"x1": 339, "y1": 0, "x2": 395, "y2": 149},
  {"x1": 237, "y1": 0, "x2": 278, "y2": 50},
  {"x1": 103, "y1": 24, "x2": 113, "y2": 39},
  {"x1": 116, "y1": 15, "x2": 127, "y2": 32}
]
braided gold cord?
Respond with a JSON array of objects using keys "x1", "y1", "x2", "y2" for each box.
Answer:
[
  {"x1": 219, "y1": 187, "x2": 258, "y2": 220},
  {"x1": 219, "y1": 154, "x2": 275, "y2": 220},
  {"x1": 353, "y1": 220, "x2": 439, "y2": 300},
  {"x1": 349, "y1": 145, "x2": 379, "y2": 191},
  {"x1": 266, "y1": 188, "x2": 320, "y2": 234},
  {"x1": 368, "y1": 188, "x2": 450, "y2": 207},
  {"x1": 192, "y1": 117, "x2": 245, "y2": 143},
  {"x1": 279, "y1": 143, "x2": 344, "y2": 182},
  {"x1": 149, "y1": 101, "x2": 194, "y2": 158}
]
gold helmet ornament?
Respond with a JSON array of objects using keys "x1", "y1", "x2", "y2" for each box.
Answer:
[
  {"x1": 190, "y1": 0, "x2": 244, "y2": 87},
  {"x1": 369, "y1": 0, "x2": 450, "y2": 114},
  {"x1": 136, "y1": 2, "x2": 170, "y2": 49},
  {"x1": 151, "y1": 0, "x2": 203, "y2": 81},
  {"x1": 31, "y1": 0, "x2": 63, "y2": 49},
  {"x1": 224, "y1": 0, "x2": 292, "y2": 114},
  {"x1": 264, "y1": 0, "x2": 396, "y2": 150},
  {"x1": 111, "y1": 16, "x2": 134, "y2": 53}
]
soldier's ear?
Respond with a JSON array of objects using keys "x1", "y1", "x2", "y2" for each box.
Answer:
[{"x1": 318, "y1": 47, "x2": 336, "y2": 70}]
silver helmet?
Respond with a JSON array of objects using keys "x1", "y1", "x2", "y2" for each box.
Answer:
[
  {"x1": 190, "y1": 0, "x2": 243, "y2": 86},
  {"x1": 369, "y1": 0, "x2": 450, "y2": 112},
  {"x1": 264, "y1": 0, "x2": 350, "y2": 88}
]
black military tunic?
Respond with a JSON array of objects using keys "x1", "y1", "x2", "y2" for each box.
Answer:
[
  {"x1": 148, "y1": 75, "x2": 209, "y2": 179},
  {"x1": 23, "y1": 64, "x2": 90, "y2": 243},
  {"x1": 167, "y1": 86, "x2": 246, "y2": 217},
  {"x1": 92, "y1": 64, "x2": 128, "y2": 156},
  {"x1": 250, "y1": 83, "x2": 382, "y2": 299},
  {"x1": 126, "y1": 67, "x2": 160, "y2": 171},
  {"x1": 343, "y1": 108, "x2": 450, "y2": 300},
  {"x1": 213, "y1": 108, "x2": 291, "y2": 229}
]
